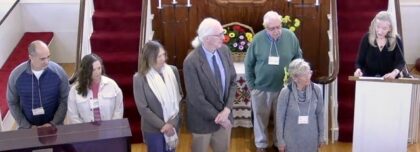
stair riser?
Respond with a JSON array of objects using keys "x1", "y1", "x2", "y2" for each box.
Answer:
[
  {"x1": 93, "y1": 15, "x2": 141, "y2": 32},
  {"x1": 93, "y1": 0, "x2": 141, "y2": 12}
]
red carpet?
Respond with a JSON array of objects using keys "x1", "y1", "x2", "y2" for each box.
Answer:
[
  {"x1": 0, "y1": 32, "x2": 54, "y2": 119},
  {"x1": 90, "y1": 0, "x2": 142, "y2": 143},
  {"x1": 337, "y1": 0, "x2": 388, "y2": 141}
]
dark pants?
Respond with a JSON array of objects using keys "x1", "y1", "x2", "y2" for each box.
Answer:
[{"x1": 143, "y1": 132, "x2": 175, "y2": 152}]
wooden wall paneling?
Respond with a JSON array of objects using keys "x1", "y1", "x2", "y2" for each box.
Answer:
[{"x1": 152, "y1": 0, "x2": 331, "y2": 80}]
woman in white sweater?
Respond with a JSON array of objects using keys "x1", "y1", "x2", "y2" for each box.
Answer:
[{"x1": 67, "y1": 53, "x2": 123, "y2": 123}]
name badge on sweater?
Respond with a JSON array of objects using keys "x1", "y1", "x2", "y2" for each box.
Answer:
[
  {"x1": 298, "y1": 116, "x2": 309, "y2": 124},
  {"x1": 32, "y1": 107, "x2": 45, "y2": 116},
  {"x1": 268, "y1": 56, "x2": 279, "y2": 65},
  {"x1": 89, "y1": 99, "x2": 99, "y2": 109}
]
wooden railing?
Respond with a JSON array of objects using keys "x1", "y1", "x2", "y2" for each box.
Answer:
[
  {"x1": 137, "y1": 0, "x2": 148, "y2": 72},
  {"x1": 69, "y1": 0, "x2": 86, "y2": 84},
  {"x1": 0, "y1": 0, "x2": 20, "y2": 26},
  {"x1": 313, "y1": 0, "x2": 339, "y2": 84}
]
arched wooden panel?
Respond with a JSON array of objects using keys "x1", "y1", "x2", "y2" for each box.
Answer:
[{"x1": 152, "y1": 0, "x2": 330, "y2": 79}]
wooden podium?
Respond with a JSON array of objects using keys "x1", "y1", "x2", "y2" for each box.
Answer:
[
  {"x1": 0, "y1": 118, "x2": 132, "y2": 152},
  {"x1": 349, "y1": 76, "x2": 420, "y2": 152}
]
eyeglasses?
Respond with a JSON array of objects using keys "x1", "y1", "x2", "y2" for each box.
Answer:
[
  {"x1": 266, "y1": 26, "x2": 281, "y2": 31},
  {"x1": 295, "y1": 70, "x2": 313, "y2": 78},
  {"x1": 208, "y1": 32, "x2": 224, "y2": 37}
]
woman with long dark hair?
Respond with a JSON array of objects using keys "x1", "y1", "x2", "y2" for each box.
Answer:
[{"x1": 67, "y1": 53, "x2": 123, "y2": 123}]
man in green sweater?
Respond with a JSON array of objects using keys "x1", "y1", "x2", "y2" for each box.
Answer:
[{"x1": 244, "y1": 10, "x2": 302, "y2": 152}]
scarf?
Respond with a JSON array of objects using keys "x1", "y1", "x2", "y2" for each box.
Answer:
[{"x1": 146, "y1": 64, "x2": 181, "y2": 145}]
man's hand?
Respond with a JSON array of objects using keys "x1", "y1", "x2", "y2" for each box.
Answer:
[
  {"x1": 219, "y1": 120, "x2": 232, "y2": 129},
  {"x1": 38, "y1": 123, "x2": 52, "y2": 128},
  {"x1": 215, "y1": 107, "x2": 230, "y2": 124}
]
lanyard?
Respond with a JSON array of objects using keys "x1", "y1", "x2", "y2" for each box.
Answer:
[
  {"x1": 31, "y1": 74, "x2": 44, "y2": 110},
  {"x1": 295, "y1": 94, "x2": 311, "y2": 116},
  {"x1": 268, "y1": 40, "x2": 279, "y2": 57}
]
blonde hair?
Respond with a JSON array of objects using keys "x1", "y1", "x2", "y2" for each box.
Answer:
[{"x1": 368, "y1": 11, "x2": 398, "y2": 51}]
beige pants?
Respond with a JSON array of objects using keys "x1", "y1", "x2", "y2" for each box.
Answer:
[
  {"x1": 251, "y1": 89, "x2": 280, "y2": 148},
  {"x1": 191, "y1": 127, "x2": 232, "y2": 152}
]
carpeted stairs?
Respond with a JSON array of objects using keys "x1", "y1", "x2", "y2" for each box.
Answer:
[
  {"x1": 0, "y1": 32, "x2": 54, "y2": 119},
  {"x1": 90, "y1": 0, "x2": 142, "y2": 142},
  {"x1": 337, "y1": 0, "x2": 388, "y2": 141}
]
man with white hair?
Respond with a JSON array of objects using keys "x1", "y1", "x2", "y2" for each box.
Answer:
[
  {"x1": 183, "y1": 18, "x2": 237, "y2": 152},
  {"x1": 244, "y1": 10, "x2": 302, "y2": 152}
]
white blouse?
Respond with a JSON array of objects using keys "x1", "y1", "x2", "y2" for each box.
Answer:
[{"x1": 67, "y1": 76, "x2": 123, "y2": 123}]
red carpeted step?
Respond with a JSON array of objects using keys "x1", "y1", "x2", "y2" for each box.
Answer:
[
  {"x1": 0, "y1": 70, "x2": 10, "y2": 118},
  {"x1": 0, "y1": 32, "x2": 54, "y2": 119},
  {"x1": 338, "y1": 11, "x2": 378, "y2": 32},
  {"x1": 1, "y1": 32, "x2": 54, "y2": 70},
  {"x1": 337, "y1": 0, "x2": 388, "y2": 142},
  {"x1": 337, "y1": 0, "x2": 387, "y2": 12},
  {"x1": 93, "y1": 11, "x2": 141, "y2": 32},
  {"x1": 93, "y1": 0, "x2": 141, "y2": 12},
  {"x1": 97, "y1": 51, "x2": 138, "y2": 75},
  {"x1": 338, "y1": 123, "x2": 354, "y2": 142},
  {"x1": 91, "y1": 0, "x2": 142, "y2": 143},
  {"x1": 90, "y1": 32, "x2": 139, "y2": 52}
]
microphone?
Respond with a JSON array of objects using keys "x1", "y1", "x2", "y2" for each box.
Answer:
[{"x1": 395, "y1": 37, "x2": 413, "y2": 78}]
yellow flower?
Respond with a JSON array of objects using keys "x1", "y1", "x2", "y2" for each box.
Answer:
[
  {"x1": 282, "y1": 15, "x2": 291, "y2": 23},
  {"x1": 245, "y1": 32, "x2": 253, "y2": 39},
  {"x1": 283, "y1": 67, "x2": 289, "y2": 87},
  {"x1": 223, "y1": 29, "x2": 227, "y2": 34},
  {"x1": 294, "y1": 19, "x2": 300, "y2": 27},
  {"x1": 289, "y1": 27, "x2": 296, "y2": 32},
  {"x1": 247, "y1": 37, "x2": 253, "y2": 42},
  {"x1": 228, "y1": 32, "x2": 235, "y2": 38}
]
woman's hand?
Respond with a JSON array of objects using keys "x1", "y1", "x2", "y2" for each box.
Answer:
[
  {"x1": 383, "y1": 69, "x2": 399, "y2": 79},
  {"x1": 354, "y1": 68, "x2": 363, "y2": 77},
  {"x1": 278, "y1": 144, "x2": 286, "y2": 152},
  {"x1": 160, "y1": 123, "x2": 175, "y2": 136}
]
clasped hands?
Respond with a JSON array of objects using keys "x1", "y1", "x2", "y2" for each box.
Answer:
[{"x1": 214, "y1": 107, "x2": 232, "y2": 129}]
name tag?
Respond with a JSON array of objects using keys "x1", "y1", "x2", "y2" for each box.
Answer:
[
  {"x1": 32, "y1": 107, "x2": 45, "y2": 116},
  {"x1": 298, "y1": 116, "x2": 309, "y2": 124},
  {"x1": 89, "y1": 99, "x2": 99, "y2": 109},
  {"x1": 268, "y1": 56, "x2": 279, "y2": 65}
]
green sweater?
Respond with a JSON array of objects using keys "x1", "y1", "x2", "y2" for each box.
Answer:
[{"x1": 244, "y1": 28, "x2": 302, "y2": 92}]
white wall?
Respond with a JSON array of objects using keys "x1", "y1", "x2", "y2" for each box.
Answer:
[
  {"x1": 400, "y1": 1, "x2": 420, "y2": 64},
  {"x1": 20, "y1": 0, "x2": 79, "y2": 63},
  {"x1": 0, "y1": 0, "x2": 16, "y2": 20},
  {"x1": 0, "y1": 5, "x2": 24, "y2": 67}
]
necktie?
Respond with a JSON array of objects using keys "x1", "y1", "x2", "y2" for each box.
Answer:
[{"x1": 212, "y1": 55, "x2": 223, "y2": 95}]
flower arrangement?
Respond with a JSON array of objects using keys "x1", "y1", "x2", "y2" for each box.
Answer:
[
  {"x1": 222, "y1": 22, "x2": 255, "y2": 52},
  {"x1": 282, "y1": 15, "x2": 301, "y2": 32}
]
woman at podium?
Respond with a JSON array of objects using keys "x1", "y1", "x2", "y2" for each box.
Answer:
[
  {"x1": 67, "y1": 54, "x2": 124, "y2": 123},
  {"x1": 276, "y1": 59, "x2": 325, "y2": 152},
  {"x1": 354, "y1": 11, "x2": 406, "y2": 79}
]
